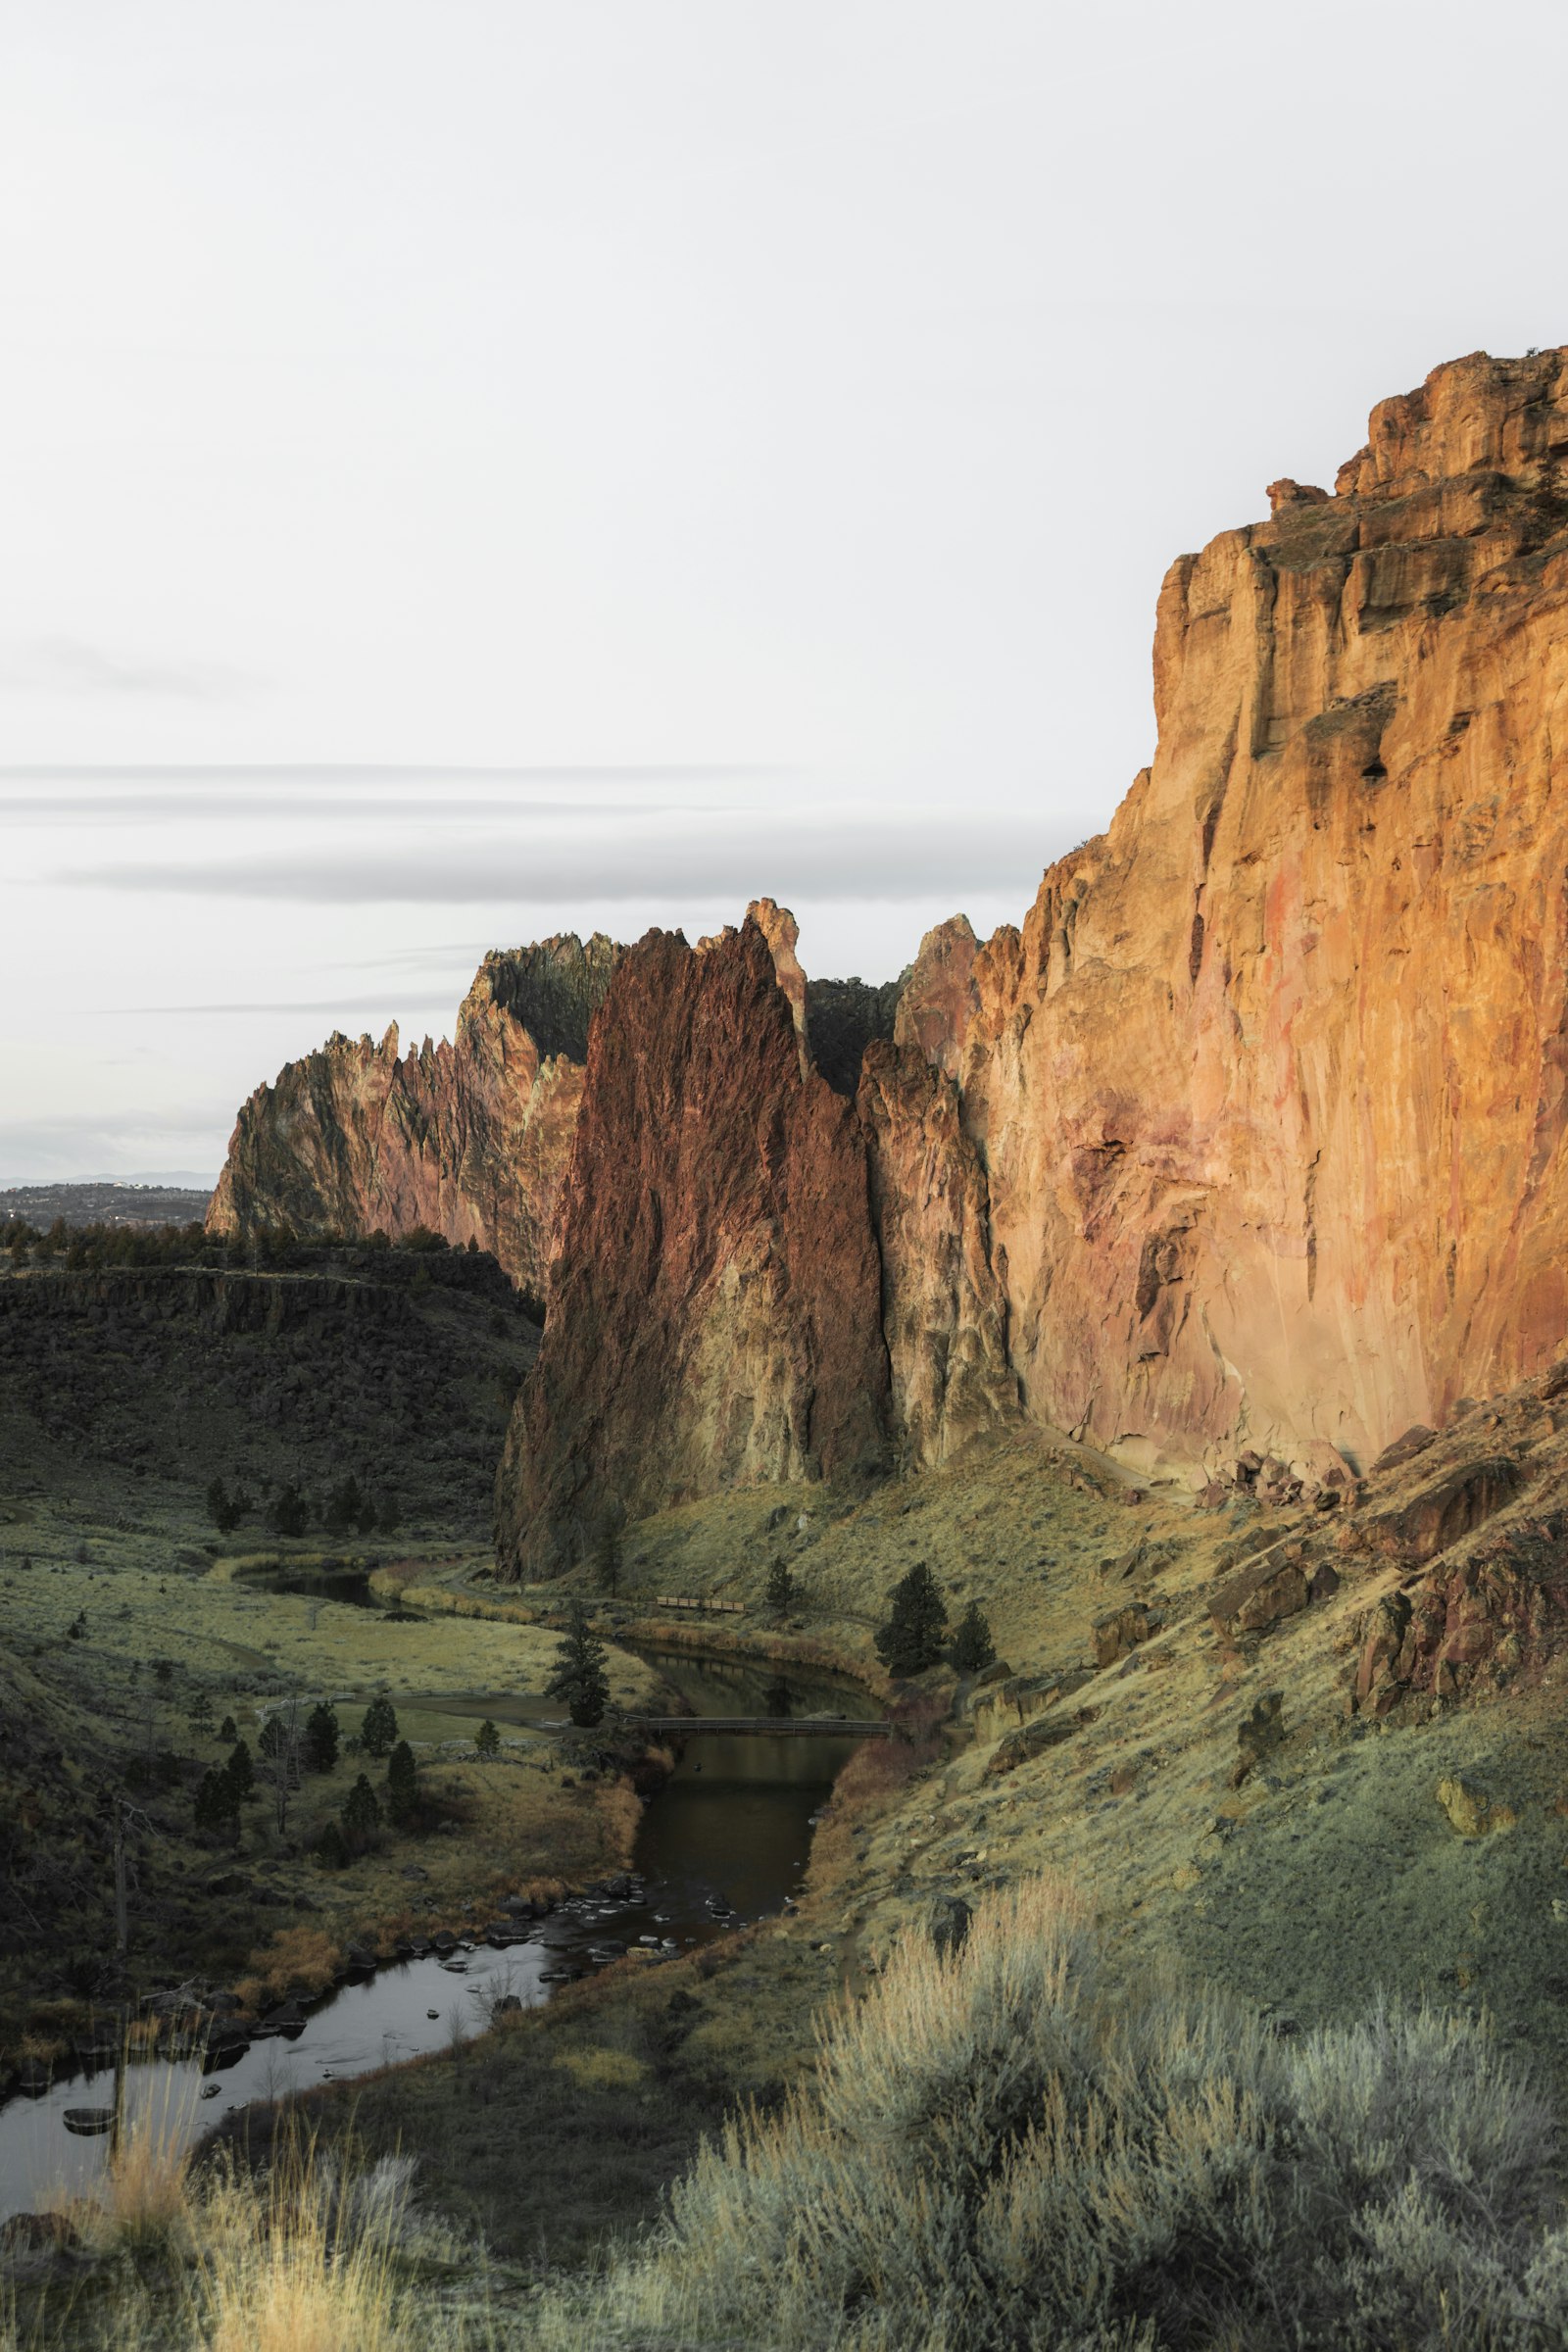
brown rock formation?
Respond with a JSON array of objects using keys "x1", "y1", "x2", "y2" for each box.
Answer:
[
  {"x1": 962, "y1": 347, "x2": 1568, "y2": 1478},
  {"x1": 496, "y1": 917, "x2": 890, "y2": 1573},
  {"x1": 207, "y1": 936, "x2": 619, "y2": 1298},
  {"x1": 858, "y1": 1038, "x2": 1014, "y2": 1467}
]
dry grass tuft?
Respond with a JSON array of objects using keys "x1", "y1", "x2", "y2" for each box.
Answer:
[
  {"x1": 189, "y1": 2138, "x2": 441, "y2": 2352},
  {"x1": 233, "y1": 1926, "x2": 343, "y2": 2012},
  {"x1": 529, "y1": 1873, "x2": 1568, "y2": 2351}
]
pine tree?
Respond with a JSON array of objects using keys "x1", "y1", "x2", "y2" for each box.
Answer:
[
  {"x1": 765, "y1": 1555, "x2": 797, "y2": 1619},
  {"x1": 194, "y1": 1766, "x2": 238, "y2": 1838},
  {"x1": 267, "y1": 1483, "x2": 310, "y2": 1539},
  {"x1": 342, "y1": 1773, "x2": 381, "y2": 1848},
  {"x1": 223, "y1": 1738, "x2": 257, "y2": 1804},
  {"x1": 475, "y1": 1718, "x2": 501, "y2": 1761},
  {"x1": 304, "y1": 1701, "x2": 339, "y2": 1773},
  {"x1": 873, "y1": 1561, "x2": 949, "y2": 1677},
  {"x1": 324, "y1": 1475, "x2": 364, "y2": 1536},
  {"x1": 315, "y1": 1819, "x2": 349, "y2": 1870},
  {"x1": 949, "y1": 1599, "x2": 997, "y2": 1676},
  {"x1": 544, "y1": 1597, "x2": 611, "y2": 1728},
  {"x1": 219, "y1": 1714, "x2": 238, "y2": 1744},
  {"x1": 361, "y1": 1694, "x2": 399, "y2": 1758},
  {"x1": 386, "y1": 1738, "x2": 417, "y2": 1826},
  {"x1": 187, "y1": 1691, "x2": 216, "y2": 1739},
  {"x1": 206, "y1": 1476, "x2": 245, "y2": 1534}
]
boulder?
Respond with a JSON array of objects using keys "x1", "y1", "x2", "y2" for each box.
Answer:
[{"x1": 1211, "y1": 1557, "x2": 1309, "y2": 1639}]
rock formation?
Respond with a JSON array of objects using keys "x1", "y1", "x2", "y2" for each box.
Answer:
[
  {"x1": 214, "y1": 348, "x2": 1568, "y2": 1558},
  {"x1": 496, "y1": 918, "x2": 890, "y2": 1573},
  {"x1": 962, "y1": 347, "x2": 1568, "y2": 1478},
  {"x1": 207, "y1": 936, "x2": 619, "y2": 1299}
]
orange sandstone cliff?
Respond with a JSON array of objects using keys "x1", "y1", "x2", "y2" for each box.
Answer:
[
  {"x1": 959, "y1": 348, "x2": 1568, "y2": 1481},
  {"x1": 495, "y1": 918, "x2": 891, "y2": 1572},
  {"x1": 207, "y1": 935, "x2": 619, "y2": 1299},
  {"x1": 211, "y1": 348, "x2": 1568, "y2": 1565},
  {"x1": 501, "y1": 348, "x2": 1568, "y2": 1561}
]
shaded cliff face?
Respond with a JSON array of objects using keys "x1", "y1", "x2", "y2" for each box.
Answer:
[
  {"x1": 962, "y1": 347, "x2": 1568, "y2": 1475},
  {"x1": 207, "y1": 935, "x2": 619, "y2": 1298},
  {"x1": 496, "y1": 918, "x2": 890, "y2": 1574}
]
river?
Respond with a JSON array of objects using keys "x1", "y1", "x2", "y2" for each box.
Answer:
[{"x1": 0, "y1": 1640, "x2": 877, "y2": 2221}]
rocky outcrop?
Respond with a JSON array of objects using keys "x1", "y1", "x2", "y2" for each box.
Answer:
[
  {"x1": 207, "y1": 936, "x2": 619, "y2": 1298},
  {"x1": 962, "y1": 348, "x2": 1568, "y2": 1478},
  {"x1": 496, "y1": 918, "x2": 890, "y2": 1573},
  {"x1": 858, "y1": 1039, "x2": 1014, "y2": 1466}
]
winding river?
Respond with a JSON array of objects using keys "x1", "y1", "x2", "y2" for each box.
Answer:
[{"x1": 0, "y1": 1642, "x2": 878, "y2": 2221}]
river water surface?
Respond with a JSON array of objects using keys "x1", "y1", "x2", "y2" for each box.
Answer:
[{"x1": 0, "y1": 1642, "x2": 877, "y2": 2220}]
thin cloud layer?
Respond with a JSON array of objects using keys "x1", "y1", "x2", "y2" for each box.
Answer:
[{"x1": 69, "y1": 820, "x2": 1065, "y2": 906}]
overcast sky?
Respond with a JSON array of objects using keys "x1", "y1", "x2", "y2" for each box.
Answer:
[{"x1": 3, "y1": 0, "x2": 1564, "y2": 1183}]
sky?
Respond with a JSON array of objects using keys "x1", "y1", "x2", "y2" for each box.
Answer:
[{"x1": 2, "y1": 0, "x2": 1565, "y2": 1184}]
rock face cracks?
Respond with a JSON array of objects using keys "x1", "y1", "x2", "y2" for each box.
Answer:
[
  {"x1": 495, "y1": 919, "x2": 891, "y2": 1574},
  {"x1": 213, "y1": 348, "x2": 1568, "y2": 1568},
  {"x1": 207, "y1": 936, "x2": 619, "y2": 1301},
  {"x1": 961, "y1": 347, "x2": 1568, "y2": 1480}
]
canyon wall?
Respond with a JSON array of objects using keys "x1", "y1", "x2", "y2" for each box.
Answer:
[
  {"x1": 496, "y1": 918, "x2": 891, "y2": 1573},
  {"x1": 961, "y1": 347, "x2": 1568, "y2": 1478},
  {"x1": 211, "y1": 347, "x2": 1568, "y2": 1560},
  {"x1": 207, "y1": 935, "x2": 620, "y2": 1299}
]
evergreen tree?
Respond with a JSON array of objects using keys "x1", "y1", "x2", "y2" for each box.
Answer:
[
  {"x1": 219, "y1": 1714, "x2": 238, "y2": 1744},
  {"x1": 324, "y1": 1475, "x2": 364, "y2": 1536},
  {"x1": 377, "y1": 1494, "x2": 401, "y2": 1536},
  {"x1": 361, "y1": 1694, "x2": 399, "y2": 1757},
  {"x1": 206, "y1": 1476, "x2": 246, "y2": 1534},
  {"x1": 267, "y1": 1483, "x2": 310, "y2": 1539},
  {"x1": 223, "y1": 1738, "x2": 257, "y2": 1804},
  {"x1": 342, "y1": 1772, "x2": 381, "y2": 1848},
  {"x1": 315, "y1": 1820, "x2": 349, "y2": 1870},
  {"x1": 188, "y1": 1691, "x2": 215, "y2": 1739},
  {"x1": 544, "y1": 1597, "x2": 611, "y2": 1728},
  {"x1": 304, "y1": 1701, "x2": 339, "y2": 1773},
  {"x1": 949, "y1": 1599, "x2": 998, "y2": 1676},
  {"x1": 475, "y1": 1718, "x2": 501, "y2": 1761},
  {"x1": 194, "y1": 1766, "x2": 238, "y2": 1839},
  {"x1": 765, "y1": 1555, "x2": 797, "y2": 1619},
  {"x1": 386, "y1": 1739, "x2": 417, "y2": 1826},
  {"x1": 874, "y1": 1562, "x2": 949, "y2": 1677}
]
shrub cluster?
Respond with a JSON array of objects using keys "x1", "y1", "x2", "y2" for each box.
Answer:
[{"x1": 535, "y1": 1876, "x2": 1568, "y2": 2350}]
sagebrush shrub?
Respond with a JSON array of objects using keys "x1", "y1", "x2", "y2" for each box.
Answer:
[{"x1": 532, "y1": 1876, "x2": 1568, "y2": 2351}]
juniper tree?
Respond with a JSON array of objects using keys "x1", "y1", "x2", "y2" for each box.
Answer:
[
  {"x1": 386, "y1": 1739, "x2": 418, "y2": 1826},
  {"x1": 950, "y1": 1600, "x2": 998, "y2": 1676},
  {"x1": 545, "y1": 1597, "x2": 611, "y2": 1728},
  {"x1": 223, "y1": 1738, "x2": 256, "y2": 1805},
  {"x1": 304, "y1": 1701, "x2": 339, "y2": 1773},
  {"x1": 342, "y1": 1773, "x2": 381, "y2": 1850},
  {"x1": 874, "y1": 1561, "x2": 949, "y2": 1677},
  {"x1": 361, "y1": 1694, "x2": 399, "y2": 1758},
  {"x1": 765, "y1": 1555, "x2": 797, "y2": 1619},
  {"x1": 475, "y1": 1718, "x2": 501, "y2": 1761},
  {"x1": 194, "y1": 1767, "x2": 239, "y2": 1842}
]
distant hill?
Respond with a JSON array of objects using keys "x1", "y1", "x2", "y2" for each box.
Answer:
[{"x1": 0, "y1": 1180, "x2": 214, "y2": 1230}]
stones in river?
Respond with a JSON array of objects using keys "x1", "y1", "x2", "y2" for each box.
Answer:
[
  {"x1": 427, "y1": 2009, "x2": 440, "y2": 2020},
  {"x1": 63, "y1": 2107, "x2": 114, "y2": 2135}
]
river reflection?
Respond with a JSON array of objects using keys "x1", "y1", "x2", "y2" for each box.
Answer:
[{"x1": 0, "y1": 1644, "x2": 878, "y2": 2221}]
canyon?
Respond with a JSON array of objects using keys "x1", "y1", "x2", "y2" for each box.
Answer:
[{"x1": 210, "y1": 348, "x2": 1568, "y2": 1572}]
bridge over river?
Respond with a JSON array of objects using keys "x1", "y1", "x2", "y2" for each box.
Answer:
[{"x1": 626, "y1": 1714, "x2": 892, "y2": 1739}]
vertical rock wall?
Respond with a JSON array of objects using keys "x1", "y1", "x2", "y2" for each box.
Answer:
[
  {"x1": 495, "y1": 919, "x2": 892, "y2": 1574},
  {"x1": 207, "y1": 936, "x2": 619, "y2": 1299},
  {"x1": 962, "y1": 349, "x2": 1568, "y2": 1476}
]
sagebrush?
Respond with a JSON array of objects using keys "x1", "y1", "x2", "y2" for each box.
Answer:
[{"x1": 533, "y1": 1874, "x2": 1568, "y2": 2350}]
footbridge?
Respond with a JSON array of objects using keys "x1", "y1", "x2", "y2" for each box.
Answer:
[{"x1": 626, "y1": 1714, "x2": 892, "y2": 1739}]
